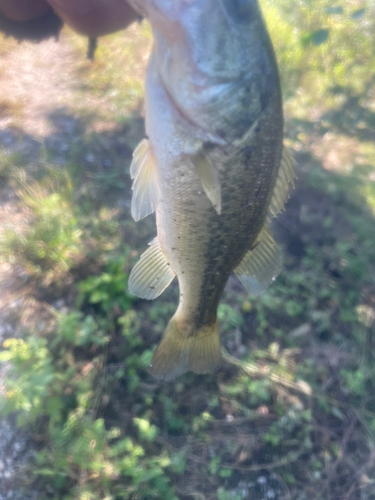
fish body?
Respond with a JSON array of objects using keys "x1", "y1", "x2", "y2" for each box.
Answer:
[{"x1": 127, "y1": 0, "x2": 295, "y2": 380}]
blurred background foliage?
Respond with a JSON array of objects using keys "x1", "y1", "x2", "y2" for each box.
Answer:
[{"x1": 0, "y1": 0, "x2": 374, "y2": 499}]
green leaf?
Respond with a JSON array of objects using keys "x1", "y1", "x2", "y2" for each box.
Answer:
[
  {"x1": 302, "y1": 29, "x2": 330, "y2": 47},
  {"x1": 0, "y1": 351, "x2": 12, "y2": 362},
  {"x1": 34, "y1": 468, "x2": 54, "y2": 476},
  {"x1": 351, "y1": 8, "x2": 365, "y2": 19},
  {"x1": 219, "y1": 468, "x2": 233, "y2": 478},
  {"x1": 311, "y1": 29, "x2": 330, "y2": 46},
  {"x1": 209, "y1": 457, "x2": 220, "y2": 475},
  {"x1": 331, "y1": 407, "x2": 345, "y2": 420},
  {"x1": 133, "y1": 417, "x2": 158, "y2": 441},
  {"x1": 90, "y1": 290, "x2": 109, "y2": 303}
]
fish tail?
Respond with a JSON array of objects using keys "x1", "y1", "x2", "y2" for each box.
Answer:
[{"x1": 150, "y1": 317, "x2": 222, "y2": 381}]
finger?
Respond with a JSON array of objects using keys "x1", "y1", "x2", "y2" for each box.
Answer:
[
  {"x1": 0, "y1": 0, "x2": 51, "y2": 21},
  {"x1": 46, "y1": 0, "x2": 139, "y2": 37}
]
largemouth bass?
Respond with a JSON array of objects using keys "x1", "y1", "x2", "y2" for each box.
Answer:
[{"x1": 126, "y1": 0, "x2": 295, "y2": 380}]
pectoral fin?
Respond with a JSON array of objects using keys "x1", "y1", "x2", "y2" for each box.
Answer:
[
  {"x1": 234, "y1": 225, "x2": 281, "y2": 296},
  {"x1": 128, "y1": 237, "x2": 175, "y2": 300},
  {"x1": 191, "y1": 150, "x2": 222, "y2": 214},
  {"x1": 130, "y1": 139, "x2": 159, "y2": 222},
  {"x1": 268, "y1": 147, "x2": 296, "y2": 218}
]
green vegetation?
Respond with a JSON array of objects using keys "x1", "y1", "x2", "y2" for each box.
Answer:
[{"x1": 0, "y1": 1, "x2": 374, "y2": 499}]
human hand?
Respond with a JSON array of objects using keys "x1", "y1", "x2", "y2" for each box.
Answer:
[{"x1": 0, "y1": 0, "x2": 139, "y2": 37}]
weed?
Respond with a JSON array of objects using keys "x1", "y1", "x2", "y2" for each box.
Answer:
[{"x1": 77, "y1": 251, "x2": 133, "y2": 314}]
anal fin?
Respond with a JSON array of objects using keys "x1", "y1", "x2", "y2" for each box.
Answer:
[
  {"x1": 268, "y1": 146, "x2": 296, "y2": 218},
  {"x1": 128, "y1": 237, "x2": 175, "y2": 300},
  {"x1": 130, "y1": 138, "x2": 159, "y2": 222},
  {"x1": 234, "y1": 225, "x2": 281, "y2": 296},
  {"x1": 191, "y1": 150, "x2": 222, "y2": 214}
]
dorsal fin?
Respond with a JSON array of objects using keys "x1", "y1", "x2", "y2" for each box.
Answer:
[
  {"x1": 130, "y1": 139, "x2": 159, "y2": 222},
  {"x1": 191, "y1": 150, "x2": 222, "y2": 214},
  {"x1": 234, "y1": 225, "x2": 281, "y2": 296},
  {"x1": 268, "y1": 147, "x2": 296, "y2": 218},
  {"x1": 128, "y1": 237, "x2": 175, "y2": 300}
]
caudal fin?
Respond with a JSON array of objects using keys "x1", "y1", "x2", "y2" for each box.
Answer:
[{"x1": 150, "y1": 317, "x2": 222, "y2": 381}]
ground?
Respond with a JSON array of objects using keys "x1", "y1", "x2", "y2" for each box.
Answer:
[{"x1": 0, "y1": 2, "x2": 375, "y2": 500}]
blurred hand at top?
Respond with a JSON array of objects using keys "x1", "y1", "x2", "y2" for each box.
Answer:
[{"x1": 0, "y1": 0, "x2": 139, "y2": 37}]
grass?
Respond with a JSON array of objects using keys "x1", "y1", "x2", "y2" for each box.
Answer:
[{"x1": 0, "y1": 0, "x2": 375, "y2": 499}]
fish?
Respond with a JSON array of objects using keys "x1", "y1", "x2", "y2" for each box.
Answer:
[{"x1": 126, "y1": 0, "x2": 295, "y2": 380}]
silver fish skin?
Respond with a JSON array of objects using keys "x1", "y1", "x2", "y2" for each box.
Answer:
[{"x1": 127, "y1": 0, "x2": 295, "y2": 380}]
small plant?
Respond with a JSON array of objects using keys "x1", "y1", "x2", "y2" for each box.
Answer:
[
  {"x1": 77, "y1": 251, "x2": 133, "y2": 313},
  {"x1": 0, "y1": 302, "x2": 178, "y2": 500}
]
